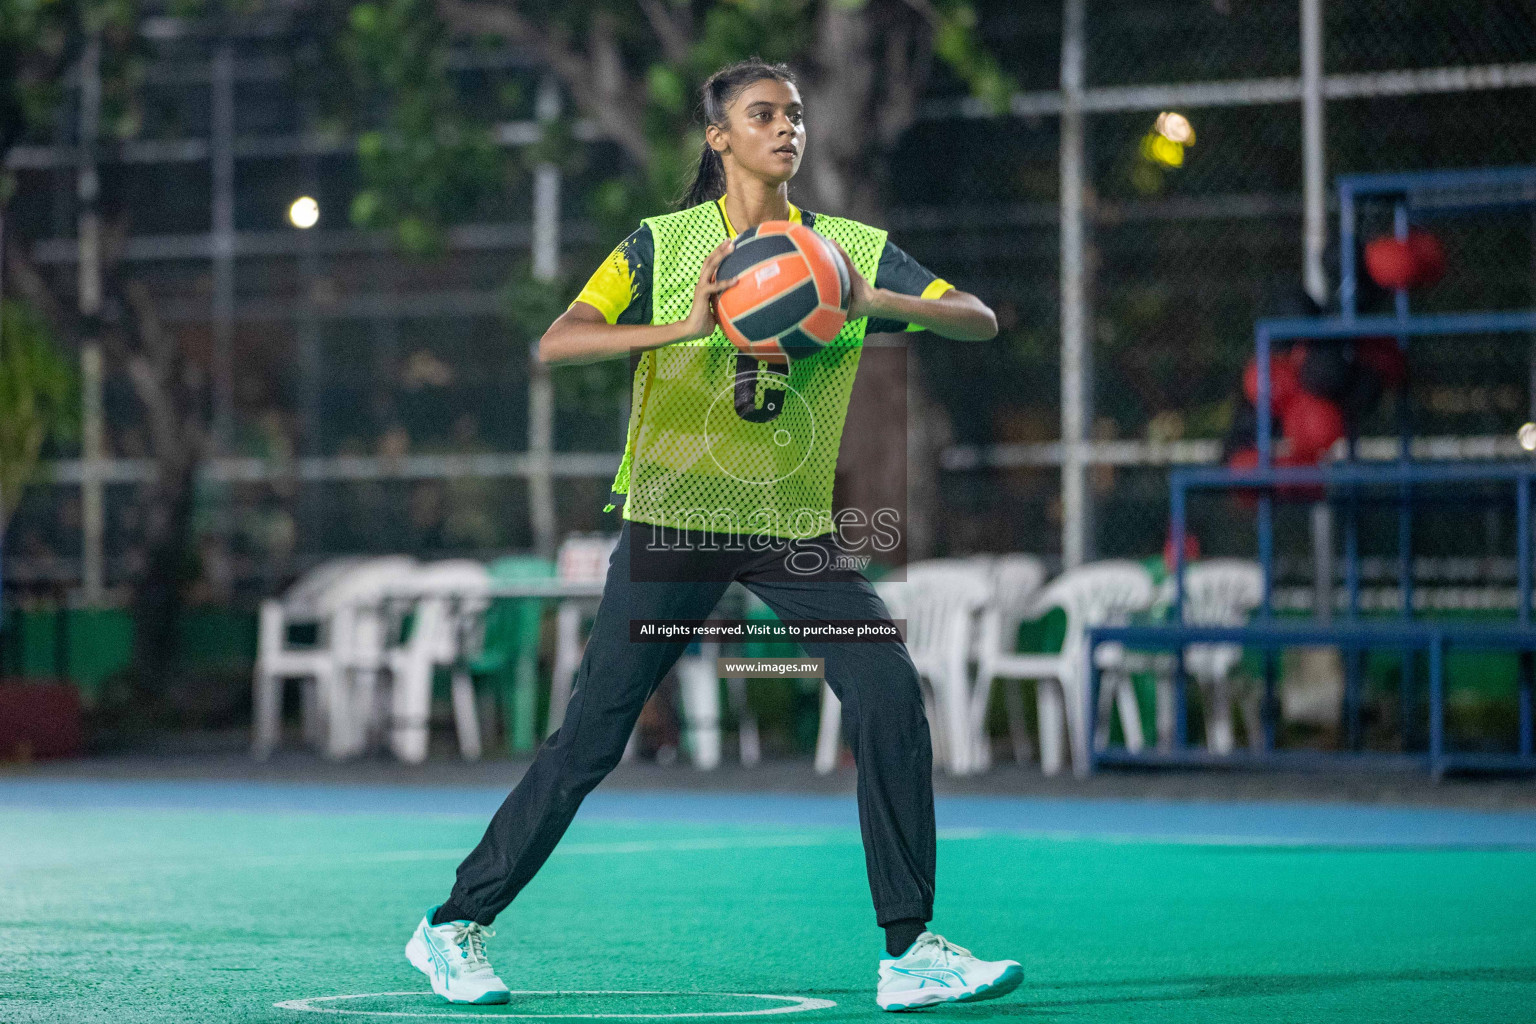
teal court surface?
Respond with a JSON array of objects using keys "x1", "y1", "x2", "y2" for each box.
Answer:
[{"x1": 2, "y1": 779, "x2": 1535, "y2": 1023}]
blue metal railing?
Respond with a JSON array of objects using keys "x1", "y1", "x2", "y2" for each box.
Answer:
[{"x1": 1095, "y1": 166, "x2": 1536, "y2": 777}]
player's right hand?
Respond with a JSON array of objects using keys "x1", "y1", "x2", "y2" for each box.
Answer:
[{"x1": 679, "y1": 238, "x2": 738, "y2": 342}]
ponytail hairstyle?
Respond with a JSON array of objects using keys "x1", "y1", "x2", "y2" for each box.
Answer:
[{"x1": 679, "y1": 58, "x2": 797, "y2": 209}]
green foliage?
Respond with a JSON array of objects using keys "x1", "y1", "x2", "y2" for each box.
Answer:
[
  {"x1": 333, "y1": 0, "x2": 1012, "y2": 409},
  {"x1": 1, "y1": 0, "x2": 153, "y2": 160},
  {"x1": 549, "y1": 354, "x2": 632, "y2": 416},
  {"x1": 0, "y1": 299, "x2": 80, "y2": 531},
  {"x1": 1, "y1": 0, "x2": 77, "y2": 153},
  {"x1": 522, "y1": 115, "x2": 582, "y2": 174},
  {"x1": 646, "y1": 64, "x2": 687, "y2": 115},
  {"x1": 693, "y1": 0, "x2": 815, "y2": 71},
  {"x1": 500, "y1": 265, "x2": 574, "y2": 342},
  {"x1": 331, "y1": 0, "x2": 1011, "y2": 242},
  {"x1": 501, "y1": 265, "x2": 628, "y2": 411},
  {"x1": 932, "y1": 2, "x2": 1012, "y2": 114},
  {"x1": 341, "y1": 0, "x2": 502, "y2": 255}
]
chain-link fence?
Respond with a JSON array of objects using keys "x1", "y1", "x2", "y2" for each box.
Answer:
[
  {"x1": 5, "y1": 0, "x2": 1536, "y2": 634},
  {"x1": 934, "y1": 0, "x2": 1536, "y2": 584}
]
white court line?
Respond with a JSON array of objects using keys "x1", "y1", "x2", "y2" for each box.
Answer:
[
  {"x1": 273, "y1": 990, "x2": 837, "y2": 1018},
  {"x1": 4, "y1": 828, "x2": 1320, "y2": 876},
  {"x1": 354, "y1": 834, "x2": 848, "y2": 864},
  {"x1": 363, "y1": 828, "x2": 994, "y2": 863},
  {"x1": 0, "y1": 829, "x2": 998, "y2": 874}
]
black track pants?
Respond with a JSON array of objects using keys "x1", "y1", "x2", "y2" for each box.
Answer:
[{"x1": 445, "y1": 519, "x2": 936, "y2": 928}]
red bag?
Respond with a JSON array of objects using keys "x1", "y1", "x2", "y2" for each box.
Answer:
[{"x1": 0, "y1": 682, "x2": 83, "y2": 759}]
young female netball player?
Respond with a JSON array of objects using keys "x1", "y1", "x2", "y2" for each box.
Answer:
[{"x1": 405, "y1": 58, "x2": 1022, "y2": 1012}]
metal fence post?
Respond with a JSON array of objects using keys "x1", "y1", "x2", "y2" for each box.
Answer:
[
  {"x1": 528, "y1": 77, "x2": 561, "y2": 560},
  {"x1": 77, "y1": 32, "x2": 104, "y2": 607},
  {"x1": 1302, "y1": 0, "x2": 1327, "y2": 306},
  {"x1": 1060, "y1": 0, "x2": 1093, "y2": 568},
  {"x1": 211, "y1": 43, "x2": 236, "y2": 452}
]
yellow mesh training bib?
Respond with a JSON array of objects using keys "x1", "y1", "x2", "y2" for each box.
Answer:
[{"x1": 605, "y1": 200, "x2": 886, "y2": 540}]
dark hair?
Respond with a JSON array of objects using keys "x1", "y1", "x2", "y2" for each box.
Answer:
[{"x1": 679, "y1": 58, "x2": 797, "y2": 209}]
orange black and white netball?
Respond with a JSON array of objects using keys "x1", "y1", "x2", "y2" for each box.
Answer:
[{"x1": 712, "y1": 221, "x2": 851, "y2": 365}]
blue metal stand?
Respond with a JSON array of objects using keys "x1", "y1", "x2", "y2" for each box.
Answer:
[
  {"x1": 1087, "y1": 621, "x2": 1536, "y2": 777},
  {"x1": 1132, "y1": 166, "x2": 1536, "y2": 778}
]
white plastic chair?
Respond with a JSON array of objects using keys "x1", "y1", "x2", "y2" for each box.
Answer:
[
  {"x1": 968, "y1": 560, "x2": 1156, "y2": 777},
  {"x1": 320, "y1": 557, "x2": 426, "y2": 758},
  {"x1": 815, "y1": 560, "x2": 993, "y2": 775},
  {"x1": 715, "y1": 583, "x2": 766, "y2": 768},
  {"x1": 675, "y1": 584, "x2": 765, "y2": 770},
  {"x1": 1159, "y1": 559, "x2": 1265, "y2": 754},
  {"x1": 252, "y1": 557, "x2": 364, "y2": 759},
  {"x1": 545, "y1": 533, "x2": 620, "y2": 737},
  {"x1": 251, "y1": 555, "x2": 417, "y2": 760},
  {"x1": 966, "y1": 554, "x2": 1049, "y2": 773},
  {"x1": 674, "y1": 639, "x2": 725, "y2": 770},
  {"x1": 377, "y1": 559, "x2": 492, "y2": 764}
]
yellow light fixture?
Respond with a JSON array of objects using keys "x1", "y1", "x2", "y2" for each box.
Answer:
[
  {"x1": 1140, "y1": 131, "x2": 1185, "y2": 168},
  {"x1": 1155, "y1": 111, "x2": 1195, "y2": 145},
  {"x1": 1519, "y1": 422, "x2": 1536, "y2": 452},
  {"x1": 288, "y1": 196, "x2": 320, "y2": 229}
]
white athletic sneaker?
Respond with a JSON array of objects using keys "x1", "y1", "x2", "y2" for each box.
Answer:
[
  {"x1": 876, "y1": 931, "x2": 1023, "y2": 1011},
  {"x1": 405, "y1": 906, "x2": 512, "y2": 1005}
]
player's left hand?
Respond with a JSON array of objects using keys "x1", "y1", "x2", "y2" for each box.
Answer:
[{"x1": 829, "y1": 238, "x2": 880, "y2": 321}]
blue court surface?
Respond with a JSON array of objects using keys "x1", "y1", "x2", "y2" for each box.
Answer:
[{"x1": 3, "y1": 777, "x2": 1535, "y2": 847}]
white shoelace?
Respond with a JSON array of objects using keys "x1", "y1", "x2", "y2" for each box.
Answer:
[
  {"x1": 921, "y1": 934, "x2": 973, "y2": 962},
  {"x1": 446, "y1": 922, "x2": 496, "y2": 970}
]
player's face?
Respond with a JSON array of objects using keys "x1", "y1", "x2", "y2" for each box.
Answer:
[{"x1": 719, "y1": 78, "x2": 805, "y2": 184}]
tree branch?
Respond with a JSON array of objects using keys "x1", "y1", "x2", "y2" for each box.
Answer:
[
  {"x1": 435, "y1": 0, "x2": 654, "y2": 168},
  {"x1": 877, "y1": 22, "x2": 914, "y2": 147},
  {"x1": 119, "y1": 280, "x2": 198, "y2": 467},
  {"x1": 1, "y1": 246, "x2": 72, "y2": 332},
  {"x1": 636, "y1": 0, "x2": 692, "y2": 67},
  {"x1": 876, "y1": 19, "x2": 934, "y2": 149},
  {"x1": 894, "y1": 0, "x2": 943, "y2": 29},
  {"x1": 798, "y1": 2, "x2": 882, "y2": 220},
  {"x1": 588, "y1": 11, "x2": 627, "y2": 108}
]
